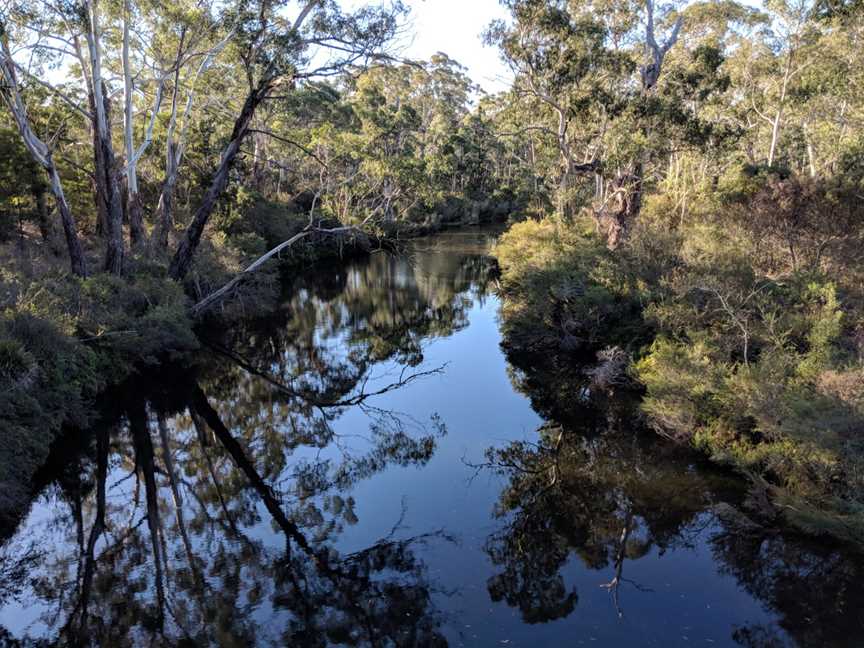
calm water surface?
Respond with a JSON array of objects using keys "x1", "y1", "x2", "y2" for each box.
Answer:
[{"x1": 1, "y1": 229, "x2": 863, "y2": 647}]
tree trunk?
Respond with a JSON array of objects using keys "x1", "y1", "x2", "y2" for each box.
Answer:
[
  {"x1": 123, "y1": 0, "x2": 148, "y2": 251},
  {"x1": 803, "y1": 123, "x2": 817, "y2": 178},
  {"x1": 96, "y1": 127, "x2": 125, "y2": 274},
  {"x1": 154, "y1": 153, "x2": 177, "y2": 250},
  {"x1": 153, "y1": 71, "x2": 182, "y2": 252},
  {"x1": 128, "y1": 190, "x2": 145, "y2": 248},
  {"x1": 558, "y1": 165, "x2": 574, "y2": 220},
  {"x1": 768, "y1": 49, "x2": 794, "y2": 167},
  {"x1": 85, "y1": 1, "x2": 125, "y2": 274},
  {"x1": 89, "y1": 104, "x2": 109, "y2": 239},
  {"x1": 593, "y1": 163, "x2": 643, "y2": 250},
  {"x1": 768, "y1": 111, "x2": 783, "y2": 167},
  {"x1": 86, "y1": 81, "x2": 124, "y2": 271},
  {"x1": 34, "y1": 188, "x2": 51, "y2": 242},
  {"x1": 589, "y1": 0, "x2": 679, "y2": 250},
  {"x1": 48, "y1": 163, "x2": 89, "y2": 277},
  {"x1": 153, "y1": 26, "x2": 230, "y2": 253},
  {"x1": 168, "y1": 84, "x2": 269, "y2": 280}
]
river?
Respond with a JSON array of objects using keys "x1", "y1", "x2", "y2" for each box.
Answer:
[{"x1": 0, "y1": 228, "x2": 862, "y2": 647}]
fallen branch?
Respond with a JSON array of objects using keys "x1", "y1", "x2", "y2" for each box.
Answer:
[{"x1": 191, "y1": 220, "x2": 369, "y2": 317}]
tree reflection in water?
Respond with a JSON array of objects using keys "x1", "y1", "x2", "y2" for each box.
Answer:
[
  {"x1": 484, "y1": 344, "x2": 864, "y2": 646},
  {"x1": 0, "y1": 237, "x2": 499, "y2": 646},
  {"x1": 482, "y1": 423, "x2": 728, "y2": 624}
]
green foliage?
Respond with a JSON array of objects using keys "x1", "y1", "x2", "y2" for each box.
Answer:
[
  {"x1": 798, "y1": 282, "x2": 844, "y2": 377},
  {"x1": 16, "y1": 272, "x2": 198, "y2": 381},
  {"x1": 495, "y1": 217, "x2": 647, "y2": 353},
  {"x1": 0, "y1": 127, "x2": 47, "y2": 242},
  {"x1": 0, "y1": 312, "x2": 101, "y2": 526},
  {"x1": 631, "y1": 230, "x2": 864, "y2": 543},
  {"x1": 637, "y1": 337, "x2": 727, "y2": 441},
  {"x1": 498, "y1": 153, "x2": 864, "y2": 547}
]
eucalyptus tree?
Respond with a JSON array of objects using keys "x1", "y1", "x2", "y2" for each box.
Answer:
[
  {"x1": 0, "y1": 0, "x2": 202, "y2": 273},
  {"x1": 167, "y1": 0, "x2": 407, "y2": 280},
  {"x1": 486, "y1": 0, "x2": 634, "y2": 223},
  {"x1": 488, "y1": 0, "x2": 691, "y2": 246},
  {"x1": 268, "y1": 56, "x2": 487, "y2": 226},
  {"x1": 741, "y1": 0, "x2": 822, "y2": 167},
  {"x1": 117, "y1": 0, "x2": 227, "y2": 250},
  {"x1": 489, "y1": 0, "x2": 773, "y2": 247}
]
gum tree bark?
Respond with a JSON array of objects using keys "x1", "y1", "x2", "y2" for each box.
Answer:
[
  {"x1": 153, "y1": 43, "x2": 184, "y2": 251},
  {"x1": 168, "y1": 82, "x2": 271, "y2": 280},
  {"x1": 122, "y1": 0, "x2": 167, "y2": 249},
  {"x1": 122, "y1": 0, "x2": 144, "y2": 248},
  {"x1": 84, "y1": 0, "x2": 126, "y2": 274},
  {"x1": 153, "y1": 28, "x2": 233, "y2": 251}
]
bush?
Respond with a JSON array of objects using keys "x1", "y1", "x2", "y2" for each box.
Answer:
[
  {"x1": 635, "y1": 272, "x2": 864, "y2": 544},
  {"x1": 636, "y1": 336, "x2": 727, "y2": 442},
  {"x1": 0, "y1": 312, "x2": 101, "y2": 529},
  {"x1": 0, "y1": 338, "x2": 34, "y2": 388},
  {"x1": 16, "y1": 271, "x2": 199, "y2": 381},
  {"x1": 495, "y1": 217, "x2": 645, "y2": 353}
]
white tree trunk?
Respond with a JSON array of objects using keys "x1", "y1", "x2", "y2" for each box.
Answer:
[
  {"x1": 122, "y1": 0, "x2": 144, "y2": 248},
  {"x1": 85, "y1": 0, "x2": 125, "y2": 273}
]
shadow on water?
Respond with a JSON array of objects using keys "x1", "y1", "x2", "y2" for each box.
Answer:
[{"x1": 0, "y1": 228, "x2": 862, "y2": 647}]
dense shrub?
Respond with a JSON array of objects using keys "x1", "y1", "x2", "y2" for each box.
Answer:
[
  {"x1": 494, "y1": 217, "x2": 646, "y2": 353},
  {"x1": 0, "y1": 312, "x2": 101, "y2": 528},
  {"x1": 16, "y1": 271, "x2": 198, "y2": 379},
  {"x1": 633, "y1": 193, "x2": 864, "y2": 543}
]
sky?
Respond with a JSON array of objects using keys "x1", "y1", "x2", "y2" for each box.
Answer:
[{"x1": 345, "y1": 0, "x2": 514, "y2": 94}]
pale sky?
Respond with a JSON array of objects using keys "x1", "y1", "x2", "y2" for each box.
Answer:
[{"x1": 346, "y1": 0, "x2": 514, "y2": 94}]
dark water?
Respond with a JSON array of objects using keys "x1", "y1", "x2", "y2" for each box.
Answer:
[{"x1": 1, "y1": 229, "x2": 863, "y2": 647}]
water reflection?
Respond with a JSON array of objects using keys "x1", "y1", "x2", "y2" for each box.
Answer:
[
  {"x1": 0, "y1": 229, "x2": 863, "y2": 647},
  {"x1": 0, "y1": 233, "x2": 498, "y2": 646},
  {"x1": 488, "y1": 342, "x2": 864, "y2": 646},
  {"x1": 482, "y1": 425, "x2": 740, "y2": 624},
  {"x1": 28, "y1": 392, "x2": 450, "y2": 646}
]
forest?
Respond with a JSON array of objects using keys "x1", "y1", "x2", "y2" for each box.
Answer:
[{"x1": 0, "y1": 0, "x2": 862, "y2": 644}]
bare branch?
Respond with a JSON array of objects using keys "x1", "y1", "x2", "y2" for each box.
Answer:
[{"x1": 191, "y1": 219, "x2": 372, "y2": 316}]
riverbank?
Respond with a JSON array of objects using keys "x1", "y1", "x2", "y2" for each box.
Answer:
[{"x1": 493, "y1": 214, "x2": 864, "y2": 549}]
